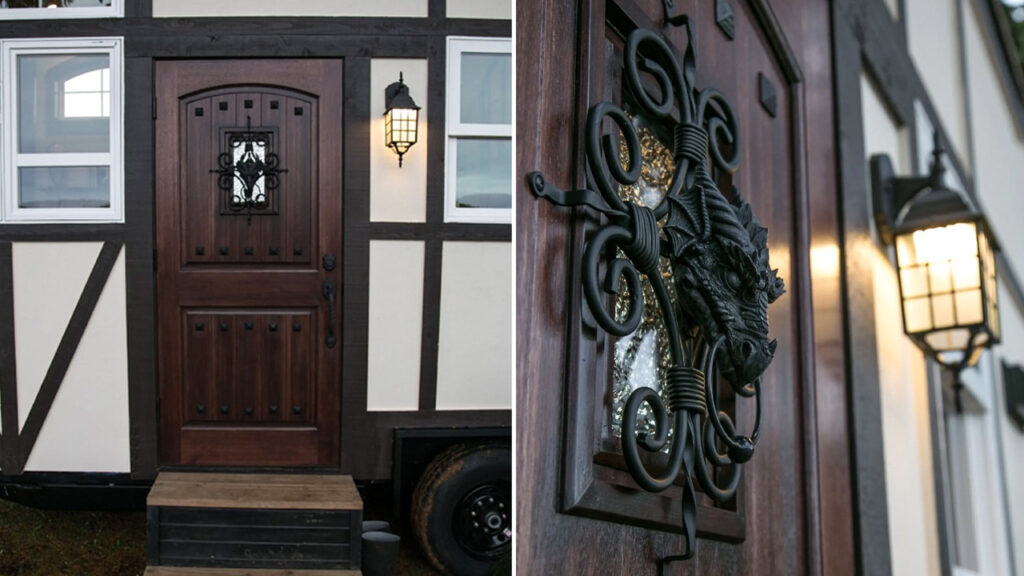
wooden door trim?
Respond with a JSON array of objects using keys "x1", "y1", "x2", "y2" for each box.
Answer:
[{"x1": 155, "y1": 59, "x2": 343, "y2": 468}]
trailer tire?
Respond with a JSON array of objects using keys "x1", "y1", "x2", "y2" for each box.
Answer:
[{"x1": 410, "y1": 443, "x2": 511, "y2": 576}]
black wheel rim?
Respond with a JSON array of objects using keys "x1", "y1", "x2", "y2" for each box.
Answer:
[{"x1": 452, "y1": 482, "x2": 511, "y2": 560}]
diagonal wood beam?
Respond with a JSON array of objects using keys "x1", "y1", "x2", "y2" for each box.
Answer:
[{"x1": 17, "y1": 241, "x2": 122, "y2": 473}]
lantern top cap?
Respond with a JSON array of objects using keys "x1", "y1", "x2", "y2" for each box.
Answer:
[{"x1": 384, "y1": 72, "x2": 421, "y2": 112}]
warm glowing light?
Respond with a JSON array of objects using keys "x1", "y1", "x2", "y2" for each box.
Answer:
[{"x1": 910, "y1": 222, "x2": 978, "y2": 264}]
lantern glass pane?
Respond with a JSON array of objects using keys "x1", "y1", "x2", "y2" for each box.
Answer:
[
  {"x1": 905, "y1": 297, "x2": 932, "y2": 333},
  {"x1": 925, "y1": 328, "x2": 971, "y2": 352},
  {"x1": 980, "y1": 230, "x2": 1001, "y2": 339},
  {"x1": 929, "y1": 261, "x2": 953, "y2": 294},
  {"x1": 911, "y1": 222, "x2": 978, "y2": 265},
  {"x1": 932, "y1": 293, "x2": 955, "y2": 328},
  {"x1": 900, "y1": 266, "x2": 929, "y2": 298},
  {"x1": 951, "y1": 257, "x2": 981, "y2": 291},
  {"x1": 460, "y1": 52, "x2": 512, "y2": 125},
  {"x1": 954, "y1": 289, "x2": 983, "y2": 325}
]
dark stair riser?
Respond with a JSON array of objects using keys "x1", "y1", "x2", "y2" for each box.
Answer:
[{"x1": 148, "y1": 506, "x2": 361, "y2": 570}]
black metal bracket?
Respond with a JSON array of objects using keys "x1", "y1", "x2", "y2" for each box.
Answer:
[
  {"x1": 870, "y1": 131, "x2": 947, "y2": 244},
  {"x1": 661, "y1": 0, "x2": 689, "y2": 27}
]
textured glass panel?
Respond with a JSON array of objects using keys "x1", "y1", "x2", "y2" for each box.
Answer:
[
  {"x1": 929, "y1": 261, "x2": 952, "y2": 294},
  {"x1": 454, "y1": 138, "x2": 511, "y2": 208},
  {"x1": 955, "y1": 290, "x2": 983, "y2": 325},
  {"x1": 951, "y1": 257, "x2": 980, "y2": 291},
  {"x1": 926, "y1": 328, "x2": 971, "y2": 352},
  {"x1": 2, "y1": 0, "x2": 111, "y2": 7},
  {"x1": 230, "y1": 139, "x2": 265, "y2": 206},
  {"x1": 896, "y1": 232, "x2": 918, "y2": 267},
  {"x1": 905, "y1": 297, "x2": 932, "y2": 333},
  {"x1": 460, "y1": 52, "x2": 511, "y2": 125},
  {"x1": 618, "y1": 122, "x2": 674, "y2": 208},
  {"x1": 932, "y1": 293, "x2": 955, "y2": 328},
  {"x1": 900, "y1": 266, "x2": 929, "y2": 298},
  {"x1": 19, "y1": 166, "x2": 110, "y2": 208},
  {"x1": 18, "y1": 54, "x2": 110, "y2": 153},
  {"x1": 611, "y1": 126, "x2": 677, "y2": 445}
]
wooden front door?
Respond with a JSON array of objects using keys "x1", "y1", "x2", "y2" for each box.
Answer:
[
  {"x1": 156, "y1": 60, "x2": 343, "y2": 467},
  {"x1": 518, "y1": 0, "x2": 853, "y2": 574}
]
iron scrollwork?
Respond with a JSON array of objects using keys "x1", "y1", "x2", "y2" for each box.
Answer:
[
  {"x1": 213, "y1": 116, "x2": 287, "y2": 225},
  {"x1": 529, "y1": 21, "x2": 784, "y2": 564}
]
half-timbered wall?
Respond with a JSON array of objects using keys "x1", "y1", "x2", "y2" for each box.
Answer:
[{"x1": 0, "y1": 0, "x2": 511, "y2": 481}]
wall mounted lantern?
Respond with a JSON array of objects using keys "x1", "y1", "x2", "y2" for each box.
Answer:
[
  {"x1": 529, "y1": 20, "x2": 784, "y2": 571},
  {"x1": 871, "y1": 134, "x2": 1000, "y2": 410},
  {"x1": 384, "y1": 72, "x2": 420, "y2": 168}
]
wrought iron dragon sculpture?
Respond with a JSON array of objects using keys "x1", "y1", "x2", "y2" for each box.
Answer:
[{"x1": 528, "y1": 21, "x2": 784, "y2": 563}]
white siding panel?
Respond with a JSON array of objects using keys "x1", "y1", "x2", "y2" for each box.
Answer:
[
  {"x1": 435, "y1": 242, "x2": 511, "y2": 410},
  {"x1": 862, "y1": 73, "x2": 942, "y2": 576},
  {"x1": 367, "y1": 241, "x2": 424, "y2": 412},
  {"x1": 370, "y1": 59, "x2": 429, "y2": 223},
  {"x1": 446, "y1": 0, "x2": 511, "y2": 20},
  {"x1": 24, "y1": 249, "x2": 129, "y2": 472},
  {"x1": 905, "y1": 0, "x2": 970, "y2": 169},
  {"x1": 995, "y1": 280, "x2": 1024, "y2": 576},
  {"x1": 154, "y1": 0, "x2": 427, "y2": 18},
  {"x1": 13, "y1": 242, "x2": 102, "y2": 432}
]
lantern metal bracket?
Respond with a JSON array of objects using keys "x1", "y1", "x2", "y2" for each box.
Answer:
[
  {"x1": 529, "y1": 21, "x2": 784, "y2": 567},
  {"x1": 871, "y1": 131, "x2": 948, "y2": 245}
]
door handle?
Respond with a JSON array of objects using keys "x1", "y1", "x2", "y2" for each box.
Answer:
[{"x1": 322, "y1": 278, "x2": 337, "y2": 348}]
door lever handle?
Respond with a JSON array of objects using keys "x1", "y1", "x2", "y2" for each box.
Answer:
[{"x1": 322, "y1": 278, "x2": 337, "y2": 348}]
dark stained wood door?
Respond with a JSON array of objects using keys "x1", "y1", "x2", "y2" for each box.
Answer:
[
  {"x1": 156, "y1": 60, "x2": 343, "y2": 467},
  {"x1": 518, "y1": 1, "x2": 854, "y2": 575}
]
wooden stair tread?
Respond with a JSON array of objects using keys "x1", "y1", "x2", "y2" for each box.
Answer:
[
  {"x1": 145, "y1": 567, "x2": 361, "y2": 576},
  {"x1": 147, "y1": 472, "x2": 362, "y2": 510}
]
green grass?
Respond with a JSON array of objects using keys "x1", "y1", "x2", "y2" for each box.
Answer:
[
  {"x1": 0, "y1": 497, "x2": 440, "y2": 576},
  {"x1": 0, "y1": 498, "x2": 146, "y2": 576}
]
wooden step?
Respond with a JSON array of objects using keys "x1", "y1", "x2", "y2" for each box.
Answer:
[
  {"x1": 148, "y1": 472, "x2": 362, "y2": 510},
  {"x1": 147, "y1": 472, "x2": 363, "y2": 571},
  {"x1": 144, "y1": 567, "x2": 361, "y2": 575}
]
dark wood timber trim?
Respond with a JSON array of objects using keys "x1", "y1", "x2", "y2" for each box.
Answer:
[
  {"x1": 17, "y1": 241, "x2": 122, "y2": 472},
  {"x1": 340, "y1": 56, "x2": 373, "y2": 474},
  {"x1": 124, "y1": 56, "x2": 158, "y2": 480},
  {"x1": 417, "y1": 31, "x2": 447, "y2": 412},
  {"x1": 368, "y1": 223, "x2": 510, "y2": 242},
  {"x1": 125, "y1": 0, "x2": 153, "y2": 19},
  {"x1": 0, "y1": 242, "x2": 18, "y2": 473},
  {"x1": 0, "y1": 225, "x2": 124, "y2": 242},
  {"x1": 830, "y1": 4, "x2": 893, "y2": 575},
  {"x1": 417, "y1": 239, "x2": 443, "y2": 412}
]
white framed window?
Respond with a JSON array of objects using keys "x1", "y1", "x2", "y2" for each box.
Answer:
[
  {"x1": 445, "y1": 36, "x2": 512, "y2": 224},
  {"x1": 0, "y1": 0, "x2": 123, "y2": 20},
  {"x1": 1, "y1": 37, "x2": 124, "y2": 223}
]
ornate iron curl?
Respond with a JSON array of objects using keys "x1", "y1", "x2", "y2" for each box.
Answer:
[
  {"x1": 212, "y1": 116, "x2": 287, "y2": 225},
  {"x1": 529, "y1": 20, "x2": 783, "y2": 565}
]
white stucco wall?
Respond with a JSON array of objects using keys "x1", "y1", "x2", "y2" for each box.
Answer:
[
  {"x1": 862, "y1": 73, "x2": 942, "y2": 576},
  {"x1": 366, "y1": 240, "x2": 425, "y2": 412},
  {"x1": 370, "y1": 59, "x2": 429, "y2": 223},
  {"x1": 13, "y1": 243, "x2": 129, "y2": 472},
  {"x1": 435, "y1": 241, "x2": 512, "y2": 410},
  {"x1": 905, "y1": 0, "x2": 970, "y2": 170},
  {"x1": 153, "y1": 0, "x2": 428, "y2": 18},
  {"x1": 446, "y1": 0, "x2": 511, "y2": 20}
]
